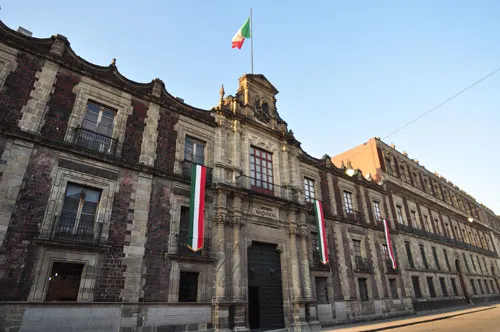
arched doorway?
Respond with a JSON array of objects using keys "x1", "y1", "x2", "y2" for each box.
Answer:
[{"x1": 455, "y1": 259, "x2": 469, "y2": 302}]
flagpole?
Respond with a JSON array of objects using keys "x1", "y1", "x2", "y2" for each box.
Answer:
[{"x1": 250, "y1": 8, "x2": 254, "y2": 74}]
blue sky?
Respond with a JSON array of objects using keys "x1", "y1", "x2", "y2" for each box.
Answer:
[{"x1": 2, "y1": 1, "x2": 500, "y2": 214}]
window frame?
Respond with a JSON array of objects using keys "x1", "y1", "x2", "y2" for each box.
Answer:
[
  {"x1": 343, "y1": 191, "x2": 354, "y2": 214},
  {"x1": 304, "y1": 177, "x2": 315, "y2": 203},
  {"x1": 250, "y1": 146, "x2": 274, "y2": 194},
  {"x1": 389, "y1": 278, "x2": 398, "y2": 299},
  {"x1": 358, "y1": 278, "x2": 369, "y2": 302},
  {"x1": 373, "y1": 201, "x2": 381, "y2": 222},
  {"x1": 396, "y1": 205, "x2": 404, "y2": 224},
  {"x1": 178, "y1": 271, "x2": 199, "y2": 302},
  {"x1": 184, "y1": 136, "x2": 206, "y2": 165}
]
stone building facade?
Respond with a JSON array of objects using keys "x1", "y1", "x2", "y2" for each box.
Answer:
[{"x1": 0, "y1": 21, "x2": 498, "y2": 332}]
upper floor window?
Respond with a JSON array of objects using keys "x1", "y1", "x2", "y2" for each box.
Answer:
[
  {"x1": 304, "y1": 177, "x2": 315, "y2": 203},
  {"x1": 250, "y1": 146, "x2": 273, "y2": 192},
  {"x1": 76, "y1": 101, "x2": 116, "y2": 154},
  {"x1": 396, "y1": 205, "x2": 404, "y2": 224},
  {"x1": 385, "y1": 157, "x2": 393, "y2": 174},
  {"x1": 185, "y1": 136, "x2": 205, "y2": 165},
  {"x1": 56, "y1": 183, "x2": 102, "y2": 242},
  {"x1": 410, "y1": 210, "x2": 418, "y2": 228},
  {"x1": 399, "y1": 165, "x2": 407, "y2": 182},
  {"x1": 373, "y1": 201, "x2": 381, "y2": 222},
  {"x1": 423, "y1": 215, "x2": 430, "y2": 231},
  {"x1": 343, "y1": 191, "x2": 354, "y2": 214},
  {"x1": 352, "y1": 239, "x2": 362, "y2": 258}
]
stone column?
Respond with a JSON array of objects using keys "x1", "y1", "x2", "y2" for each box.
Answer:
[
  {"x1": 298, "y1": 214, "x2": 312, "y2": 300},
  {"x1": 139, "y1": 102, "x2": 160, "y2": 166},
  {"x1": 232, "y1": 195, "x2": 243, "y2": 300},
  {"x1": 280, "y1": 143, "x2": 290, "y2": 186},
  {"x1": 232, "y1": 121, "x2": 241, "y2": 170},
  {"x1": 214, "y1": 214, "x2": 227, "y2": 300},
  {"x1": 18, "y1": 60, "x2": 59, "y2": 134},
  {"x1": 287, "y1": 215, "x2": 302, "y2": 330}
]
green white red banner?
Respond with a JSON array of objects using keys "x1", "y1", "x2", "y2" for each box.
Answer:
[
  {"x1": 314, "y1": 200, "x2": 329, "y2": 264},
  {"x1": 232, "y1": 17, "x2": 251, "y2": 49},
  {"x1": 188, "y1": 164, "x2": 206, "y2": 252}
]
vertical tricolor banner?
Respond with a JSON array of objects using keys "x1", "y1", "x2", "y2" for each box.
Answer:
[
  {"x1": 383, "y1": 219, "x2": 397, "y2": 269},
  {"x1": 314, "y1": 200, "x2": 329, "y2": 264},
  {"x1": 188, "y1": 164, "x2": 206, "y2": 252}
]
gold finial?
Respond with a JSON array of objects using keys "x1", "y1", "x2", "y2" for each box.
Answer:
[
  {"x1": 219, "y1": 84, "x2": 225, "y2": 100},
  {"x1": 111, "y1": 58, "x2": 116, "y2": 66}
]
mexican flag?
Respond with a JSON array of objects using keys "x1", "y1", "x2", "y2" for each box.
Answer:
[
  {"x1": 188, "y1": 164, "x2": 206, "y2": 252},
  {"x1": 232, "y1": 17, "x2": 251, "y2": 49},
  {"x1": 383, "y1": 219, "x2": 397, "y2": 269},
  {"x1": 314, "y1": 200, "x2": 329, "y2": 264}
]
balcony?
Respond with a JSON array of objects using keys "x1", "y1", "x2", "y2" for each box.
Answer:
[
  {"x1": 38, "y1": 215, "x2": 105, "y2": 247},
  {"x1": 343, "y1": 209, "x2": 364, "y2": 224},
  {"x1": 354, "y1": 256, "x2": 372, "y2": 273},
  {"x1": 181, "y1": 160, "x2": 213, "y2": 186},
  {"x1": 311, "y1": 250, "x2": 330, "y2": 270},
  {"x1": 167, "y1": 232, "x2": 214, "y2": 262},
  {"x1": 385, "y1": 259, "x2": 399, "y2": 274},
  {"x1": 74, "y1": 127, "x2": 117, "y2": 156},
  {"x1": 213, "y1": 173, "x2": 300, "y2": 203}
]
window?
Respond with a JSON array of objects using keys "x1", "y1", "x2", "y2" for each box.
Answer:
[
  {"x1": 385, "y1": 157, "x2": 393, "y2": 174},
  {"x1": 405, "y1": 241, "x2": 414, "y2": 268},
  {"x1": 45, "y1": 262, "x2": 85, "y2": 301},
  {"x1": 250, "y1": 146, "x2": 273, "y2": 192},
  {"x1": 373, "y1": 201, "x2": 381, "y2": 222},
  {"x1": 343, "y1": 191, "x2": 354, "y2": 214},
  {"x1": 451, "y1": 278, "x2": 459, "y2": 296},
  {"x1": 179, "y1": 271, "x2": 199, "y2": 302},
  {"x1": 478, "y1": 279, "x2": 484, "y2": 294},
  {"x1": 443, "y1": 249, "x2": 451, "y2": 271},
  {"x1": 185, "y1": 136, "x2": 205, "y2": 165},
  {"x1": 483, "y1": 258, "x2": 488, "y2": 275},
  {"x1": 439, "y1": 277, "x2": 448, "y2": 297},
  {"x1": 311, "y1": 233, "x2": 321, "y2": 264},
  {"x1": 304, "y1": 177, "x2": 315, "y2": 203},
  {"x1": 56, "y1": 183, "x2": 102, "y2": 241},
  {"x1": 484, "y1": 279, "x2": 490, "y2": 294},
  {"x1": 427, "y1": 277, "x2": 436, "y2": 298},
  {"x1": 432, "y1": 247, "x2": 440, "y2": 271},
  {"x1": 434, "y1": 219, "x2": 441, "y2": 235},
  {"x1": 410, "y1": 210, "x2": 418, "y2": 228},
  {"x1": 470, "y1": 255, "x2": 477, "y2": 272},
  {"x1": 419, "y1": 244, "x2": 428, "y2": 270},
  {"x1": 315, "y1": 277, "x2": 328, "y2": 303},
  {"x1": 179, "y1": 206, "x2": 190, "y2": 246},
  {"x1": 352, "y1": 239, "x2": 362, "y2": 258},
  {"x1": 412, "y1": 276, "x2": 422, "y2": 298},
  {"x1": 477, "y1": 256, "x2": 483, "y2": 274},
  {"x1": 358, "y1": 278, "x2": 369, "y2": 301},
  {"x1": 470, "y1": 279, "x2": 477, "y2": 295},
  {"x1": 463, "y1": 254, "x2": 470, "y2": 273},
  {"x1": 396, "y1": 205, "x2": 404, "y2": 224},
  {"x1": 76, "y1": 101, "x2": 116, "y2": 154},
  {"x1": 490, "y1": 280, "x2": 495, "y2": 294},
  {"x1": 389, "y1": 278, "x2": 398, "y2": 299},
  {"x1": 399, "y1": 165, "x2": 407, "y2": 182},
  {"x1": 423, "y1": 215, "x2": 430, "y2": 231},
  {"x1": 454, "y1": 226, "x2": 460, "y2": 241}
]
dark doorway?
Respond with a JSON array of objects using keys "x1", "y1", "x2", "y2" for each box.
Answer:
[
  {"x1": 45, "y1": 262, "x2": 84, "y2": 301},
  {"x1": 248, "y1": 242, "x2": 284, "y2": 331},
  {"x1": 455, "y1": 259, "x2": 468, "y2": 301}
]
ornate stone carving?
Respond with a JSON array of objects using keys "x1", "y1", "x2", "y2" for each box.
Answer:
[
  {"x1": 287, "y1": 225, "x2": 298, "y2": 237},
  {"x1": 212, "y1": 214, "x2": 227, "y2": 225},
  {"x1": 253, "y1": 96, "x2": 271, "y2": 123}
]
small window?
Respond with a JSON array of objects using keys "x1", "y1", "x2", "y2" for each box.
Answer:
[
  {"x1": 412, "y1": 276, "x2": 422, "y2": 298},
  {"x1": 352, "y1": 239, "x2": 362, "y2": 258},
  {"x1": 463, "y1": 254, "x2": 470, "y2": 273},
  {"x1": 470, "y1": 279, "x2": 477, "y2": 295},
  {"x1": 432, "y1": 247, "x2": 440, "y2": 271},
  {"x1": 358, "y1": 278, "x2": 369, "y2": 301},
  {"x1": 389, "y1": 278, "x2": 398, "y2": 299},
  {"x1": 410, "y1": 210, "x2": 417, "y2": 228},
  {"x1": 396, "y1": 205, "x2": 404, "y2": 224},
  {"x1": 478, "y1": 279, "x2": 484, "y2": 294},
  {"x1": 45, "y1": 262, "x2": 85, "y2": 301},
  {"x1": 179, "y1": 271, "x2": 199, "y2": 302},
  {"x1": 405, "y1": 241, "x2": 414, "y2": 268},
  {"x1": 385, "y1": 157, "x2": 393, "y2": 174},
  {"x1": 443, "y1": 249, "x2": 451, "y2": 271},
  {"x1": 315, "y1": 277, "x2": 328, "y2": 303},
  {"x1": 439, "y1": 277, "x2": 448, "y2": 297},
  {"x1": 484, "y1": 279, "x2": 490, "y2": 294},
  {"x1": 304, "y1": 177, "x2": 315, "y2": 203},
  {"x1": 419, "y1": 244, "x2": 428, "y2": 270},
  {"x1": 185, "y1": 136, "x2": 205, "y2": 165},
  {"x1": 427, "y1": 277, "x2": 436, "y2": 298},
  {"x1": 490, "y1": 280, "x2": 495, "y2": 294},
  {"x1": 343, "y1": 191, "x2": 354, "y2": 214},
  {"x1": 250, "y1": 146, "x2": 273, "y2": 192},
  {"x1": 470, "y1": 255, "x2": 477, "y2": 272},
  {"x1": 451, "y1": 278, "x2": 459, "y2": 296},
  {"x1": 373, "y1": 201, "x2": 381, "y2": 222}
]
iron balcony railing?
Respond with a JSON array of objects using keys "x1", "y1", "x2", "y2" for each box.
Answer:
[
  {"x1": 344, "y1": 209, "x2": 364, "y2": 224},
  {"x1": 181, "y1": 160, "x2": 213, "y2": 186},
  {"x1": 40, "y1": 215, "x2": 104, "y2": 246},
  {"x1": 354, "y1": 256, "x2": 372, "y2": 273},
  {"x1": 213, "y1": 173, "x2": 300, "y2": 203},
  {"x1": 74, "y1": 127, "x2": 117, "y2": 156},
  {"x1": 385, "y1": 259, "x2": 399, "y2": 274},
  {"x1": 170, "y1": 232, "x2": 213, "y2": 260},
  {"x1": 397, "y1": 223, "x2": 497, "y2": 257}
]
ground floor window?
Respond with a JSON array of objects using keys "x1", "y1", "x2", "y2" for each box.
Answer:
[
  {"x1": 179, "y1": 271, "x2": 199, "y2": 302},
  {"x1": 45, "y1": 262, "x2": 85, "y2": 301},
  {"x1": 389, "y1": 278, "x2": 398, "y2": 299},
  {"x1": 470, "y1": 279, "x2": 477, "y2": 295},
  {"x1": 427, "y1": 277, "x2": 436, "y2": 298},
  {"x1": 315, "y1": 277, "x2": 328, "y2": 303},
  {"x1": 412, "y1": 276, "x2": 422, "y2": 298},
  {"x1": 450, "y1": 278, "x2": 459, "y2": 296},
  {"x1": 439, "y1": 277, "x2": 448, "y2": 297},
  {"x1": 358, "y1": 278, "x2": 369, "y2": 302}
]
